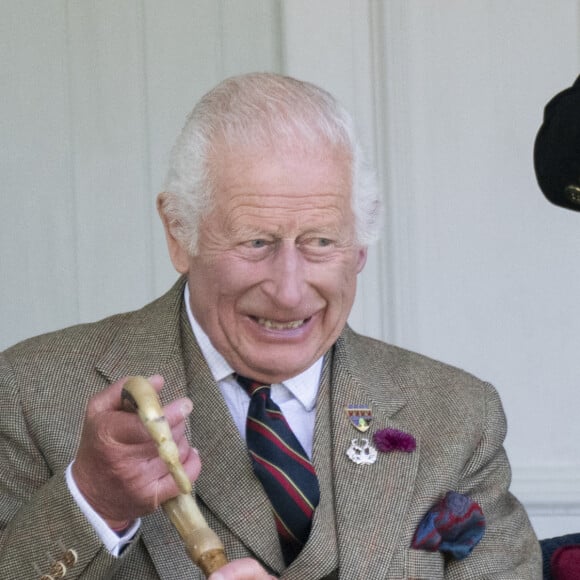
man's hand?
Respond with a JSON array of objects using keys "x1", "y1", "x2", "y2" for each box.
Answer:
[
  {"x1": 72, "y1": 375, "x2": 199, "y2": 529},
  {"x1": 208, "y1": 558, "x2": 277, "y2": 580}
]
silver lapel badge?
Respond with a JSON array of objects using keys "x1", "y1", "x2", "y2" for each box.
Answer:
[{"x1": 346, "y1": 438, "x2": 377, "y2": 465}]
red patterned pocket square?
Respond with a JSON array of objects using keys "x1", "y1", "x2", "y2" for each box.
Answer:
[{"x1": 412, "y1": 491, "x2": 485, "y2": 560}]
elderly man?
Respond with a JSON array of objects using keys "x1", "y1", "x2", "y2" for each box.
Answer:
[{"x1": 0, "y1": 73, "x2": 540, "y2": 579}]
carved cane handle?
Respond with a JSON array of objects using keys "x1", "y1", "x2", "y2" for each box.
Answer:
[{"x1": 121, "y1": 376, "x2": 228, "y2": 576}]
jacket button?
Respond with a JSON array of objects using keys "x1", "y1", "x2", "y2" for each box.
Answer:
[{"x1": 62, "y1": 549, "x2": 78, "y2": 567}]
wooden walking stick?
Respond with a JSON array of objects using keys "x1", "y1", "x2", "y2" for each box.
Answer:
[{"x1": 121, "y1": 376, "x2": 228, "y2": 577}]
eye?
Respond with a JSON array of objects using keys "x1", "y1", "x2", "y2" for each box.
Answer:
[
  {"x1": 240, "y1": 238, "x2": 273, "y2": 252},
  {"x1": 303, "y1": 237, "x2": 334, "y2": 248},
  {"x1": 298, "y1": 236, "x2": 337, "y2": 258},
  {"x1": 248, "y1": 239, "x2": 267, "y2": 248}
]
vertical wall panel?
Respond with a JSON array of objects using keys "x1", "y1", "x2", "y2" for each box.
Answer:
[
  {"x1": 143, "y1": 0, "x2": 224, "y2": 293},
  {"x1": 66, "y1": 1, "x2": 154, "y2": 320},
  {"x1": 220, "y1": 0, "x2": 282, "y2": 78},
  {"x1": 0, "y1": 1, "x2": 78, "y2": 349}
]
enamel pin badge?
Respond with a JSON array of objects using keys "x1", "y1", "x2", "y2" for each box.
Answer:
[
  {"x1": 345, "y1": 405, "x2": 373, "y2": 432},
  {"x1": 345, "y1": 405, "x2": 377, "y2": 464}
]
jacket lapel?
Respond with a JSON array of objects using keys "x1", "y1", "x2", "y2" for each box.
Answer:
[
  {"x1": 94, "y1": 278, "x2": 187, "y2": 393},
  {"x1": 330, "y1": 330, "x2": 420, "y2": 579},
  {"x1": 179, "y1": 315, "x2": 285, "y2": 573}
]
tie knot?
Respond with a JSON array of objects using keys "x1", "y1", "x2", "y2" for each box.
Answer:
[{"x1": 235, "y1": 374, "x2": 271, "y2": 398}]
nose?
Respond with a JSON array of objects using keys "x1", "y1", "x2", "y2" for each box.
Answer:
[{"x1": 261, "y1": 241, "x2": 306, "y2": 310}]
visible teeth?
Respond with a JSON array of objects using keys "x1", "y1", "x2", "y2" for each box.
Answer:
[{"x1": 257, "y1": 318, "x2": 304, "y2": 330}]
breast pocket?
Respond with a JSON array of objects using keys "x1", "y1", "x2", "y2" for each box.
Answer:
[{"x1": 405, "y1": 549, "x2": 445, "y2": 580}]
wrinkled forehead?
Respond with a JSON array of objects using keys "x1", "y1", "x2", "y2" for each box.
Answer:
[
  {"x1": 208, "y1": 136, "x2": 353, "y2": 190},
  {"x1": 206, "y1": 139, "x2": 355, "y2": 225},
  {"x1": 200, "y1": 117, "x2": 355, "y2": 225}
]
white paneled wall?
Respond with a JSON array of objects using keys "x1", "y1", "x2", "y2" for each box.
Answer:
[{"x1": 2, "y1": 0, "x2": 579, "y2": 538}]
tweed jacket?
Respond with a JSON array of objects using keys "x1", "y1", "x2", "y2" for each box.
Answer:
[{"x1": 0, "y1": 278, "x2": 541, "y2": 579}]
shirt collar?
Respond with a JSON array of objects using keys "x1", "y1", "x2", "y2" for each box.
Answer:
[{"x1": 184, "y1": 284, "x2": 322, "y2": 411}]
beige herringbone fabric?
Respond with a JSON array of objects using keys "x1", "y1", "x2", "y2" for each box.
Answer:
[{"x1": 0, "y1": 277, "x2": 541, "y2": 578}]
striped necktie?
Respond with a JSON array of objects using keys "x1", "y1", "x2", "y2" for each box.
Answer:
[{"x1": 236, "y1": 375, "x2": 320, "y2": 565}]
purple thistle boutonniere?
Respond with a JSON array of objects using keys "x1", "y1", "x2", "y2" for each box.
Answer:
[{"x1": 373, "y1": 428, "x2": 416, "y2": 453}]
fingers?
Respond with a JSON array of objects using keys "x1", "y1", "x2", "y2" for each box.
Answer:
[
  {"x1": 208, "y1": 558, "x2": 277, "y2": 580},
  {"x1": 152, "y1": 446, "x2": 202, "y2": 508},
  {"x1": 73, "y1": 374, "x2": 199, "y2": 523},
  {"x1": 163, "y1": 394, "x2": 194, "y2": 428},
  {"x1": 89, "y1": 374, "x2": 178, "y2": 416},
  {"x1": 103, "y1": 374, "x2": 193, "y2": 446},
  {"x1": 112, "y1": 383, "x2": 194, "y2": 460},
  {"x1": 114, "y1": 397, "x2": 192, "y2": 446},
  {"x1": 179, "y1": 445, "x2": 202, "y2": 484}
]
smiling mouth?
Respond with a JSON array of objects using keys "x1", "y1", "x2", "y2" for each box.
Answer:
[{"x1": 255, "y1": 317, "x2": 309, "y2": 330}]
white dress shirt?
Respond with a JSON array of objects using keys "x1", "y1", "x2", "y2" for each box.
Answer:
[
  {"x1": 65, "y1": 463, "x2": 140, "y2": 556},
  {"x1": 66, "y1": 284, "x2": 323, "y2": 555}
]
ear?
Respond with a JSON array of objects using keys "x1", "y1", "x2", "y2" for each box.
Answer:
[
  {"x1": 157, "y1": 192, "x2": 190, "y2": 274},
  {"x1": 356, "y1": 246, "x2": 368, "y2": 273}
]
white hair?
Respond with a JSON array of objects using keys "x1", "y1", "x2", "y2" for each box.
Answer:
[{"x1": 161, "y1": 72, "x2": 381, "y2": 254}]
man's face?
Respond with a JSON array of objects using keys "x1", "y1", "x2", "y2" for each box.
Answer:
[{"x1": 165, "y1": 143, "x2": 367, "y2": 384}]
